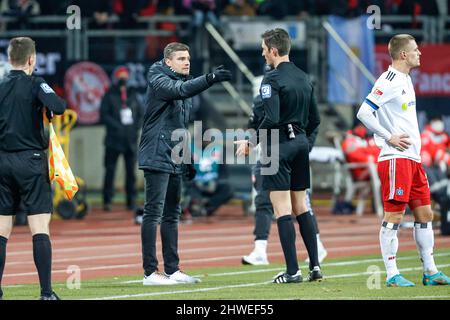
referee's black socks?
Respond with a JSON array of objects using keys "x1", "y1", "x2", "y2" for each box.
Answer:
[
  {"x1": 276, "y1": 215, "x2": 299, "y2": 275},
  {"x1": 32, "y1": 234, "x2": 53, "y2": 296},
  {"x1": 0, "y1": 235, "x2": 7, "y2": 298},
  {"x1": 296, "y1": 212, "x2": 320, "y2": 270}
]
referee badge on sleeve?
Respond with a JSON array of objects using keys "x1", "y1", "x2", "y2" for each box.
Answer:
[
  {"x1": 261, "y1": 84, "x2": 272, "y2": 99},
  {"x1": 40, "y1": 83, "x2": 55, "y2": 94}
]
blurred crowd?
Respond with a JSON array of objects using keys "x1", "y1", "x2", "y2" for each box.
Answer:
[{"x1": 1, "y1": 0, "x2": 448, "y2": 27}]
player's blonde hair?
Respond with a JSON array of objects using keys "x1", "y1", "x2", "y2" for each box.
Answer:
[{"x1": 388, "y1": 34, "x2": 415, "y2": 60}]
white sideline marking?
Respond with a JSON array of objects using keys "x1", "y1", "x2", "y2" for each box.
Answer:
[
  {"x1": 86, "y1": 263, "x2": 450, "y2": 300},
  {"x1": 85, "y1": 281, "x2": 271, "y2": 300},
  {"x1": 4, "y1": 241, "x2": 450, "y2": 278},
  {"x1": 119, "y1": 253, "x2": 450, "y2": 283}
]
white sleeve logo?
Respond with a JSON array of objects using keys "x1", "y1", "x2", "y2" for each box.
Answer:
[
  {"x1": 261, "y1": 84, "x2": 272, "y2": 99},
  {"x1": 40, "y1": 83, "x2": 55, "y2": 94}
]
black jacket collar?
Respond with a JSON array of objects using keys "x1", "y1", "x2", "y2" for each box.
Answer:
[{"x1": 151, "y1": 59, "x2": 192, "y2": 81}]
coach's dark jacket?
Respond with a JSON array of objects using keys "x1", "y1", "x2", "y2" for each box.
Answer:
[{"x1": 138, "y1": 60, "x2": 212, "y2": 174}]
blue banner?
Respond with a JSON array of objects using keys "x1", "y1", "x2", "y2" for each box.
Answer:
[{"x1": 327, "y1": 15, "x2": 375, "y2": 105}]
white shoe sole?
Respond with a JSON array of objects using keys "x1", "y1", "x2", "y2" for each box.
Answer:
[
  {"x1": 143, "y1": 278, "x2": 178, "y2": 286},
  {"x1": 241, "y1": 256, "x2": 270, "y2": 266},
  {"x1": 143, "y1": 281, "x2": 178, "y2": 286}
]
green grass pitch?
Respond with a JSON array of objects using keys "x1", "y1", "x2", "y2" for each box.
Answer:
[{"x1": 3, "y1": 248, "x2": 449, "y2": 300}]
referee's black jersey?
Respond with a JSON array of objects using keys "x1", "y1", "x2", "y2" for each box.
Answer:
[
  {"x1": 258, "y1": 61, "x2": 320, "y2": 137},
  {"x1": 0, "y1": 70, "x2": 66, "y2": 152}
]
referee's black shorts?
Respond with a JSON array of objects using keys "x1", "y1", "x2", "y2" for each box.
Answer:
[
  {"x1": 0, "y1": 150, "x2": 53, "y2": 215},
  {"x1": 261, "y1": 133, "x2": 310, "y2": 191}
]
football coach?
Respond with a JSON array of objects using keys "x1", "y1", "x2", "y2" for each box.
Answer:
[{"x1": 138, "y1": 42, "x2": 231, "y2": 285}]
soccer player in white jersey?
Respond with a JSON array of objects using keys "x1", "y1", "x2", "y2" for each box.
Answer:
[{"x1": 357, "y1": 34, "x2": 450, "y2": 287}]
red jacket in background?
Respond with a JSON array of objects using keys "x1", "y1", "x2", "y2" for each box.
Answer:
[
  {"x1": 421, "y1": 125, "x2": 450, "y2": 167},
  {"x1": 342, "y1": 130, "x2": 380, "y2": 181}
]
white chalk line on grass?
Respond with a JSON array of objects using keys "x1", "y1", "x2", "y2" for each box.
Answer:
[
  {"x1": 5, "y1": 240, "x2": 450, "y2": 278},
  {"x1": 85, "y1": 263, "x2": 450, "y2": 300},
  {"x1": 119, "y1": 252, "x2": 450, "y2": 284}
]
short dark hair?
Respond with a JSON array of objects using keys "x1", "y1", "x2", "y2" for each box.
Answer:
[
  {"x1": 7, "y1": 37, "x2": 36, "y2": 66},
  {"x1": 164, "y1": 42, "x2": 190, "y2": 60},
  {"x1": 388, "y1": 34, "x2": 415, "y2": 60},
  {"x1": 261, "y1": 28, "x2": 291, "y2": 56}
]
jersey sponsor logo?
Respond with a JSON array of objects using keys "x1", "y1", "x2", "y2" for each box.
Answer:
[
  {"x1": 396, "y1": 188, "x2": 404, "y2": 196},
  {"x1": 64, "y1": 62, "x2": 110, "y2": 124},
  {"x1": 40, "y1": 83, "x2": 55, "y2": 94},
  {"x1": 261, "y1": 84, "x2": 272, "y2": 99}
]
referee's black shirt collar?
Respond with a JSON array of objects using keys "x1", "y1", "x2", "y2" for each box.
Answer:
[
  {"x1": 9, "y1": 69, "x2": 27, "y2": 76},
  {"x1": 275, "y1": 61, "x2": 292, "y2": 69}
]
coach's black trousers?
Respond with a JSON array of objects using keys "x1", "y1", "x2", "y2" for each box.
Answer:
[{"x1": 141, "y1": 170, "x2": 182, "y2": 276}]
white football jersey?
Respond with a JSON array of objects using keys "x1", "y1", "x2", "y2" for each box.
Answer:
[{"x1": 364, "y1": 66, "x2": 421, "y2": 162}]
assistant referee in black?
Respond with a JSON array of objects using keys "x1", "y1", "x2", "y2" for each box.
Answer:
[
  {"x1": 236, "y1": 28, "x2": 321, "y2": 283},
  {"x1": 0, "y1": 37, "x2": 66, "y2": 300}
]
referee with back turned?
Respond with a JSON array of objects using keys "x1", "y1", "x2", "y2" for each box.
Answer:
[
  {"x1": 0, "y1": 37, "x2": 66, "y2": 300},
  {"x1": 236, "y1": 28, "x2": 321, "y2": 283}
]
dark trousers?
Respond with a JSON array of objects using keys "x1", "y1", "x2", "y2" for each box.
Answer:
[
  {"x1": 189, "y1": 181, "x2": 233, "y2": 216},
  {"x1": 253, "y1": 165, "x2": 273, "y2": 240},
  {"x1": 141, "y1": 170, "x2": 182, "y2": 275},
  {"x1": 103, "y1": 147, "x2": 136, "y2": 207}
]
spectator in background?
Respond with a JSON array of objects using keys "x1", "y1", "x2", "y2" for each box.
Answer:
[
  {"x1": 187, "y1": 0, "x2": 221, "y2": 56},
  {"x1": 289, "y1": 0, "x2": 315, "y2": 18},
  {"x1": 333, "y1": 121, "x2": 380, "y2": 215},
  {"x1": 421, "y1": 116, "x2": 450, "y2": 170},
  {"x1": 191, "y1": 0, "x2": 221, "y2": 28},
  {"x1": 100, "y1": 66, "x2": 143, "y2": 212},
  {"x1": 187, "y1": 138, "x2": 233, "y2": 217},
  {"x1": 113, "y1": 0, "x2": 148, "y2": 62},
  {"x1": 420, "y1": 115, "x2": 450, "y2": 231},
  {"x1": 70, "y1": 0, "x2": 112, "y2": 28},
  {"x1": 255, "y1": 0, "x2": 289, "y2": 19},
  {"x1": 0, "y1": 0, "x2": 40, "y2": 30},
  {"x1": 341, "y1": 121, "x2": 380, "y2": 182},
  {"x1": 223, "y1": 0, "x2": 255, "y2": 16},
  {"x1": 327, "y1": 0, "x2": 366, "y2": 17},
  {"x1": 142, "y1": 1, "x2": 181, "y2": 60}
]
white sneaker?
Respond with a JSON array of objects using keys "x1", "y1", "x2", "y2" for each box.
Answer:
[
  {"x1": 241, "y1": 251, "x2": 269, "y2": 266},
  {"x1": 143, "y1": 272, "x2": 178, "y2": 285},
  {"x1": 305, "y1": 245, "x2": 328, "y2": 264},
  {"x1": 166, "y1": 270, "x2": 201, "y2": 284}
]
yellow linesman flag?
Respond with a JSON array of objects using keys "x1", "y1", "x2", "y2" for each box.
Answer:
[{"x1": 48, "y1": 123, "x2": 78, "y2": 200}]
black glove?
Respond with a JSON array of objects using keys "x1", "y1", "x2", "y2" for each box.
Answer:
[
  {"x1": 185, "y1": 164, "x2": 197, "y2": 181},
  {"x1": 45, "y1": 108, "x2": 53, "y2": 122},
  {"x1": 206, "y1": 65, "x2": 232, "y2": 85}
]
